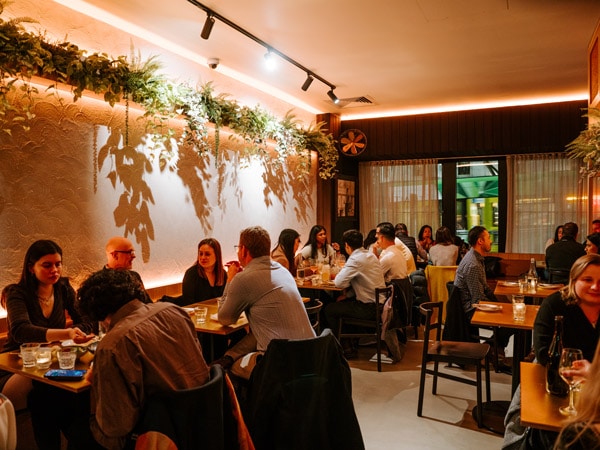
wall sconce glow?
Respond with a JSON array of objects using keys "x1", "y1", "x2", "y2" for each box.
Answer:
[{"x1": 264, "y1": 51, "x2": 276, "y2": 71}]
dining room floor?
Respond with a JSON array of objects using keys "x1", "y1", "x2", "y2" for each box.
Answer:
[{"x1": 349, "y1": 328, "x2": 514, "y2": 450}]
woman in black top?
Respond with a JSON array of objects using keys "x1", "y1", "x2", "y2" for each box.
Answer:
[{"x1": 181, "y1": 238, "x2": 228, "y2": 305}]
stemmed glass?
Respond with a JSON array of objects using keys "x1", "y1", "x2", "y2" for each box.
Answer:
[{"x1": 558, "y1": 348, "x2": 584, "y2": 416}]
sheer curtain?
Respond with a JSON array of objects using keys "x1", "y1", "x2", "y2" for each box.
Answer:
[
  {"x1": 358, "y1": 159, "x2": 439, "y2": 235},
  {"x1": 506, "y1": 153, "x2": 587, "y2": 253}
]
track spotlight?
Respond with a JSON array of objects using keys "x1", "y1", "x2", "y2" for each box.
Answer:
[
  {"x1": 301, "y1": 74, "x2": 314, "y2": 91},
  {"x1": 200, "y1": 14, "x2": 215, "y2": 39},
  {"x1": 327, "y1": 89, "x2": 340, "y2": 104},
  {"x1": 264, "y1": 51, "x2": 276, "y2": 70}
]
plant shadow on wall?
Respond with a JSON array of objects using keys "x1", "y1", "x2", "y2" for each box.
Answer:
[{"x1": 0, "y1": 4, "x2": 335, "y2": 253}]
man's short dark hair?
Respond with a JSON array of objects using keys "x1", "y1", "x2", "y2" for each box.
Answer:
[
  {"x1": 562, "y1": 222, "x2": 578, "y2": 239},
  {"x1": 240, "y1": 226, "x2": 271, "y2": 258},
  {"x1": 468, "y1": 226, "x2": 487, "y2": 247},
  {"x1": 377, "y1": 222, "x2": 396, "y2": 241},
  {"x1": 77, "y1": 269, "x2": 146, "y2": 321},
  {"x1": 342, "y1": 229, "x2": 363, "y2": 251}
]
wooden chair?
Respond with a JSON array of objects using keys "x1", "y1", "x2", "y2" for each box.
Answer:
[
  {"x1": 305, "y1": 299, "x2": 323, "y2": 334},
  {"x1": 548, "y1": 268, "x2": 570, "y2": 284},
  {"x1": 417, "y1": 302, "x2": 491, "y2": 427},
  {"x1": 338, "y1": 286, "x2": 393, "y2": 372}
]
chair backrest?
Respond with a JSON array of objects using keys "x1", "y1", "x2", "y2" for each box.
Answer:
[
  {"x1": 441, "y1": 283, "x2": 475, "y2": 342},
  {"x1": 424, "y1": 265, "x2": 458, "y2": 321},
  {"x1": 135, "y1": 365, "x2": 225, "y2": 450},
  {"x1": 419, "y1": 301, "x2": 444, "y2": 350},
  {"x1": 304, "y1": 299, "x2": 323, "y2": 332},
  {"x1": 247, "y1": 329, "x2": 365, "y2": 450},
  {"x1": 548, "y1": 268, "x2": 570, "y2": 284}
]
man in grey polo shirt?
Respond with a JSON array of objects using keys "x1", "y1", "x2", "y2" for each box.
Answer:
[{"x1": 216, "y1": 226, "x2": 315, "y2": 379}]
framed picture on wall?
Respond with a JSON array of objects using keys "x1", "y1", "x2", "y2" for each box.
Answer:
[{"x1": 336, "y1": 177, "x2": 356, "y2": 218}]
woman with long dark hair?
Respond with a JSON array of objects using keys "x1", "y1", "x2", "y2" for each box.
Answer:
[
  {"x1": 181, "y1": 238, "x2": 228, "y2": 305},
  {"x1": 300, "y1": 225, "x2": 339, "y2": 265},
  {"x1": 271, "y1": 229, "x2": 301, "y2": 275},
  {"x1": 1, "y1": 239, "x2": 95, "y2": 449}
]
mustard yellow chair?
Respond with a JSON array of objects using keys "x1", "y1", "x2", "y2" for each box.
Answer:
[{"x1": 424, "y1": 265, "x2": 458, "y2": 322}]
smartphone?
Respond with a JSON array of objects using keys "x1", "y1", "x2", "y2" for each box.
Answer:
[{"x1": 44, "y1": 369, "x2": 86, "y2": 381}]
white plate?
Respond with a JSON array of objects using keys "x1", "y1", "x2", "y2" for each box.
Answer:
[
  {"x1": 499, "y1": 281, "x2": 519, "y2": 287},
  {"x1": 538, "y1": 283, "x2": 562, "y2": 289},
  {"x1": 475, "y1": 304, "x2": 502, "y2": 312},
  {"x1": 183, "y1": 307, "x2": 195, "y2": 315}
]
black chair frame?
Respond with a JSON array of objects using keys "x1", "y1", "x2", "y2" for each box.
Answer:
[{"x1": 417, "y1": 301, "x2": 491, "y2": 427}]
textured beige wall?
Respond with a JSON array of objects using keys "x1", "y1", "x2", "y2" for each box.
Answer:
[{"x1": 0, "y1": 2, "x2": 318, "y2": 293}]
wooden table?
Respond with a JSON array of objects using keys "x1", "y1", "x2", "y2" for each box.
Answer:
[
  {"x1": 520, "y1": 362, "x2": 569, "y2": 432},
  {"x1": 190, "y1": 298, "x2": 249, "y2": 361},
  {"x1": 0, "y1": 350, "x2": 92, "y2": 393},
  {"x1": 471, "y1": 301, "x2": 540, "y2": 394},
  {"x1": 494, "y1": 282, "x2": 562, "y2": 305}
]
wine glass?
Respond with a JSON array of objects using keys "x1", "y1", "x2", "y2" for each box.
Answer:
[
  {"x1": 308, "y1": 258, "x2": 318, "y2": 277},
  {"x1": 558, "y1": 348, "x2": 584, "y2": 416}
]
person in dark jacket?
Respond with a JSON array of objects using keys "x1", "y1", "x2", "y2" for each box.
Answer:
[{"x1": 546, "y1": 222, "x2": 586, "y2": 284}]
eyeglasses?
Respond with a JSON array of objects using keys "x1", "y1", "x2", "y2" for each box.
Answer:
[{"x1": 113, "y1": 250, "x2": 135, "y2": 255}]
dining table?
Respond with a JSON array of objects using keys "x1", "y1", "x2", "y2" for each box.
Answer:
[
  {"x1": 520, "y1": 361, "x2": 569, "y2": 432},
  {"x1": 189, "y1": 298, "x2": 249, "y2": 361},
  {"x1": 0, "y1": 349, "x2": 92, "y2": 394},
  {"x1": 494, "y1": 281, "x2": 563, "y2": 305},
  {"x1": 470, "y1": 301, "x2": 541, "y2": 434}
]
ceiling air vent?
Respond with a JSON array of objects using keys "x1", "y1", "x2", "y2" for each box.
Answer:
[{"x1": 330, "y1": 95, "x2": 375, "y2": 108}]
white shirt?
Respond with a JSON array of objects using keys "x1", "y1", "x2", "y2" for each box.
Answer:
[
  {"x1": 334, "y1": 248, "x2": 386, "y2": 303},
  {"x1": 394, "y1": 237, "x2": 416, "y2": 273},
  {"x1": 379, "y1": 245, "x2": 408, "y2": 282}
]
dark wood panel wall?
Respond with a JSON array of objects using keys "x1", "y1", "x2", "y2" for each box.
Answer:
[
  {"x1": 316, "y1": 100, "x2": 587, "y2": 249},
  {"x1": 339, "y1": 100, "x2": 587, "y2": 161}
]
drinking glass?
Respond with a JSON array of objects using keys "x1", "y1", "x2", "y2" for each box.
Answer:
[
  {"x1": 194, "y1": 306, "x2": 208, "y2": 325},
  {"x1": 35, "y1": 346, "x2": 52, "y2": 370},
  {"x1": 308, "y1": 258, "x2": 318, "y2": 276},
  {"x1": 558, "y1": 348, "x2": 584, "y2": 415},
  {"x1": 511, "y1": 294, "x2": 526, "y2": 321},
  {"x1": 58, "y1": 348, "x2": 77, "y2": 369},
  {"x1": 20, "y1": 343, "x2": 40, "y2": 368}
]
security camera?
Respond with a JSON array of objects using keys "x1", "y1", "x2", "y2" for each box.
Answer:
[{"x1": 207, "y1": 58, "x2": 219, "y2": 69}]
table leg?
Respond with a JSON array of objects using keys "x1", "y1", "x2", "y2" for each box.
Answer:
[{"x1": 512, "y1": 329, "x2": 529, "y2": 395}]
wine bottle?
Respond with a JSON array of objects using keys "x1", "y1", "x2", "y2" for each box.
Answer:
[
  {"x1": 546, "y1": 315, "x2": 568, "y2": 396},
  {"x1": 527, "y1": 258, "x2": 538, "y2": 292}
]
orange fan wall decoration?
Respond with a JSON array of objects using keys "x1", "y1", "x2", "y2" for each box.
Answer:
[{"x1": 339, "y1": 129, "x2": 367, "y2": 156}]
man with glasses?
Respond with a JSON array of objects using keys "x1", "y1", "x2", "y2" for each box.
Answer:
[
  {"x1": 103, "y1": 236, "x2": 151, "y2": 303},
  {"x1": 214, "y1": 226, "x2": 315, "y2": 379}
]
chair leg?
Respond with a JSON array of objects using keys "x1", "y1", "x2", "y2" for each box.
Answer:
[
  {"x1": 432, "y1": 361, "x2": 439, "y2": 395},
  {"x1": 475, "y1": 365, "x2": 483, "y2": 428},
  {"x1": 417, "y1": 365, "x2": 427, "y2": 417},
  {"x1": 376, "y1": 334, "x2": 382, "y2": 373},
  {"x1": 484, "y1": 354, "x2": 491, "y2": 402}
]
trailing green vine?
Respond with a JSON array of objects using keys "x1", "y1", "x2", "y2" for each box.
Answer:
[
  {"x1": 566, "y1": 108, "x2": 600, "y2": 178},
  {"x1": 0, "y1": 1, "x2": 338, "y2": 179}
]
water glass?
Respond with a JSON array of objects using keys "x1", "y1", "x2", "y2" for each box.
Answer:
[
  {"x1": 194, "y1": 306, "x2": 208, "y2": 325},
  {"x1": 58, "y1": 348, "x2": 77, "y2": 370},
  {"x1": 296, "y1": 267, "x2": 306, "y2": 282},
  {"x1": 35, "y1": 346, "x2": 52, "y2": 370},
  {"x1": 518, "y1": 276, "x2": 527, "y2": 293},
  {"x1": 20, "y1": 343, "x2": 40, "y2": 368},
  {"x1": 512, "y1": 294, "x2": 526, "y2": 321}
]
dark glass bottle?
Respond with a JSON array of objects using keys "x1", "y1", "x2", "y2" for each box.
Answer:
[{"x1": 546, "y1": 315, "x2": 568, "y2": 396}]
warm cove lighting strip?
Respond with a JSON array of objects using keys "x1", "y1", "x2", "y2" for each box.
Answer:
[
  {"x1": 342, "y1": 93, "x2": 588, "y2": 121},
  {"x1": 51, "y1": 0, "x2": 322, "y2": 115}
]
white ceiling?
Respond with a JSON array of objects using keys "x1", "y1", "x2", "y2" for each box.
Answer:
[{"x1": 55, "y1": 1, "x2": 600, "y2": 119}]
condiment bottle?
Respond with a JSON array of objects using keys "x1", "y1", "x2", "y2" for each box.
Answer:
[{"x1": 546, "y1": 315, "x2": 568, "y2": 396}]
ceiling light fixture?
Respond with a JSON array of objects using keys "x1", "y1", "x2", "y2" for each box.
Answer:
[
  {"x1": 264, "y1": 50, "x2": 276, "y2": 70},
  {"x1": 301, "y1": 73, "x2": 314, "y2": 91},
  {"x1": 200, "y1": 14, "x2": 215, "y2": 40},
  {"x1": 187, "y1": 0, "x2": 338, "y2": 102},
  {"x1": 327, "y1": 89, "x2": 340, "y2": 105}
]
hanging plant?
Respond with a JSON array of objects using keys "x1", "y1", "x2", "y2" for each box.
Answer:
[
  {"x1": 0, "y1": 1, "x2": 338, "y2": 179},
  {"x1": 566, "y1": 108, "x2": 600, "y2": 178}
]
